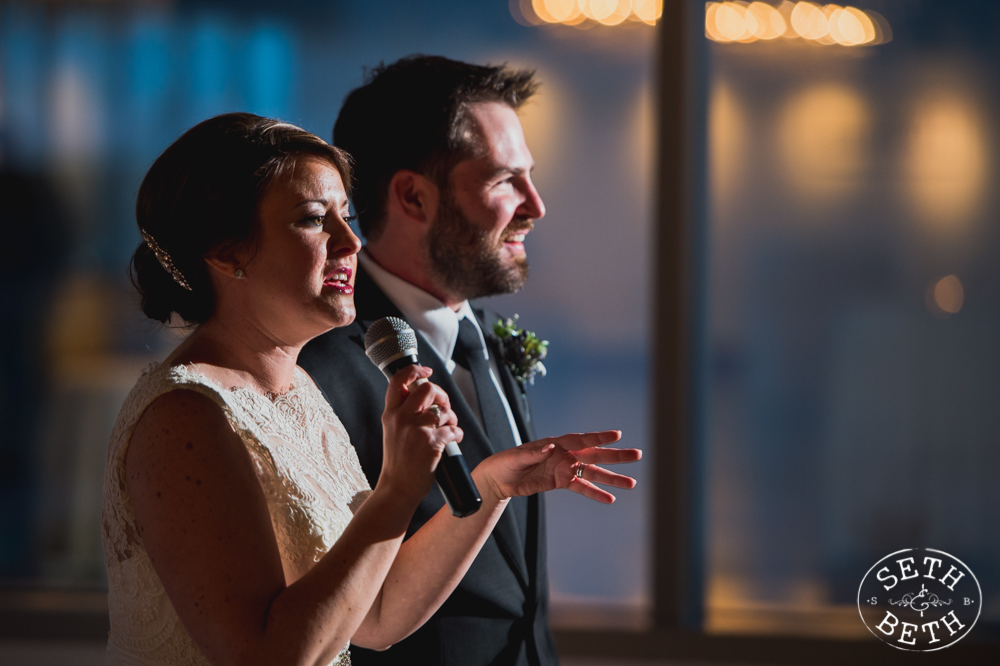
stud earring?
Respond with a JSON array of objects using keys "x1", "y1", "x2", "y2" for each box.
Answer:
[{"x1": 234, "y1": 269, "x2": 245, "y2": 279}]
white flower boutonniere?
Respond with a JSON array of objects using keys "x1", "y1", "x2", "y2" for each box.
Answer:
[{"x1": 492, "y1": 315, "x2": 548, "y2": 386}]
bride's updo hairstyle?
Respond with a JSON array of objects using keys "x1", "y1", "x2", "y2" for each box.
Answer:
[{"x1": 131, "y1": 112, "x2": 352, "y2": 324}]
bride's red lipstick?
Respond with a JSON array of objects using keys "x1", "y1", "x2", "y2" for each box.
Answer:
[{"x1": 324, "y1": 266, "x2": 353, "y2": 294}]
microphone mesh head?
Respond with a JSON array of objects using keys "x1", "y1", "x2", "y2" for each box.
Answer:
[{"x1": 364, "y1": 316, "x2": 418, "y2": 368}]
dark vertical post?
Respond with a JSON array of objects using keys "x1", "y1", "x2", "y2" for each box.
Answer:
[{"x1": 653, "y1": 0, "x2": 709, "y2": 630}]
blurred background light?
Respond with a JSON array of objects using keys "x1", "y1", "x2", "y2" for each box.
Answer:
[
  {"x1": 544, "y1": 0, "x2": 578, "y2": 22},
  {"x1": 596, "y1": 0, "x2": 632, "y2": 26},
  {"x1": 790, "y1": 2, "x2": 825, "y2": 40},
  {"x1": 778, "y1": 84, "x2": 870, "y2": 201},
  {"x1": 829, "y1": 6, "x2": 875, "y2": 45},
  {"x1": 633, "y1": 0, "x2": 661, "y2": 24},
  {"x1": 706, "y1": 1, "x2": 887, "y2": 45},
  {"x1": 717, "y1": 2, "x2": 756, "y2": 42},
  {"x1": 749, "y1": 2, "x2": 787, "y2": 40},
  {"x1": 705, "y1": 2, "x2": 726, "y2": 41},
  {"x1": 529, "y1": 0, "x2": 557, "y2": 23},
  {"x1": 709, "y1": 81, "x2": 748, "y2": 212},
  {"x1": 583, "y1": 0, "x2": 613, "y2": 21},
  {"x1": 927, "y1": 275, "x2": 965, "y2": 317},
  {"x1": 517, "y1": 0, "x2": 662, "y2": 27},
  {"x1": 905, "y1": 94, "x2": 987, "y2": 231},
  {"x1": 524, "y1": 0, "x2": 553, "y2": 23}
]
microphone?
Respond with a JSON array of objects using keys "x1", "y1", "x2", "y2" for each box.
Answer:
[{"x1": 365, "y1": 316, "x2": 482, "y2": 517}]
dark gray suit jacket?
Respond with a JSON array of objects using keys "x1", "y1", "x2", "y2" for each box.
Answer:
[{"x1": 298, "y1": 265, "x2": 557, "y2": 666}]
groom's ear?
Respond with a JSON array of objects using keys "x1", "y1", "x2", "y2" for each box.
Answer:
[{"x1": 387, "y1": 170, "x2": 439, "y2": 227}]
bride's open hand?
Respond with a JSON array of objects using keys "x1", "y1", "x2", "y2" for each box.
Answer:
[{"x1": 477, "y1": 431, "x2": 641, "y2": 504}]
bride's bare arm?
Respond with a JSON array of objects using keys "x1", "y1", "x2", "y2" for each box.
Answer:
[
  {"x1": 350, "y1": 430, "x2": 640, "y2": 650},
  {"x1": 126, "y1": 364, "x2": 454, "y2": 666}
]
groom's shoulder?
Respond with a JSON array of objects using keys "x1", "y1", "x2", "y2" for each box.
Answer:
[
  {"x1": 299, "y1": 321, "x2": 370, "y2": 379},
  {"x1": 303, "y1": 320, "x2": 366, "y2": 354},
  {"x1": 299, "y1": 320, "x2": 388, "y2": 414}
]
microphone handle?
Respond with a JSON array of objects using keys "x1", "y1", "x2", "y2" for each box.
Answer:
[
  {"x1": 380, "y1": 355, "x2": 482, "y2": 517},
  {"x1": 434, "y1": 452, "x2": 482, "y2": 518}
]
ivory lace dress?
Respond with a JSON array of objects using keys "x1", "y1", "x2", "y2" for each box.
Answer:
[{"x1": 102, "y1": 363, "x2": 372, "y2": 666}]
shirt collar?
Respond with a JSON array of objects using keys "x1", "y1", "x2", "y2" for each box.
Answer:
[{"x1": 358, "y1": 249, "x2": 482, "y2": 365}]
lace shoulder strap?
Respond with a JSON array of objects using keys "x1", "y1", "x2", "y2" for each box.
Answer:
[{"x1": 102, "y1": 363, "x2": 277, "y2": 565}]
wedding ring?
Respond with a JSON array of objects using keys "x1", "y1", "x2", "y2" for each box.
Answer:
[
  {"x1": 575, "y1": 463, "x2": 587, "y2": 479},
  {"x1": 427, "y1": 404, "x2": 443, "y2": 427}
]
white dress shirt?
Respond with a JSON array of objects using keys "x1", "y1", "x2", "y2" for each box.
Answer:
[{"x1": 358, "y1": 249, "x2": 523, "y2": 446}]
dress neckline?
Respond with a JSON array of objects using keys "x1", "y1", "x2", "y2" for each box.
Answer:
[{"x1": 162, "y1": 362, "x2": 307, "y2": 405}]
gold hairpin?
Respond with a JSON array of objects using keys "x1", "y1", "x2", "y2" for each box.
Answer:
[{"x1": 140, "y1": 228, "x2": 193, "y2": 291}]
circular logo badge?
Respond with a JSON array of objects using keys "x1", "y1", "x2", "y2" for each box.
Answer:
[{"x1": 858, "y1": 548, "x2": 981, "y2": 651}]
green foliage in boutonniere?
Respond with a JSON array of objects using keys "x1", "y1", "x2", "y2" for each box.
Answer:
[{"x1": 492, "y1": 315, "x2": 548, "y2": 386}]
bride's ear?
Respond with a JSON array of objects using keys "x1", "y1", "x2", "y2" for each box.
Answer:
[{"x1": 204, "y1": 252, "x2": 243, "y2": 280}]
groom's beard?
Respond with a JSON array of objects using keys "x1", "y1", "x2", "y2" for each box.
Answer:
[{"x1": 427, "y1": 190, "x2": 531, "y2": 300}]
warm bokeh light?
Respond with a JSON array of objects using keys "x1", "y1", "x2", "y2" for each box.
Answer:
[
  {"x1": 705, "y1": 1, "x2": 887, "y2": 45},
  {"x1": 710, "y1": 81, "x2": 747, "y2": 209},
  {"x1": 513, "y1": 0, "x2": 545, "y2": 25},
  {"x1": 598, "y1": 0, "x2": 632, "y2": 26},
  {"x1": 629, "y1": 83, "x2": 656, "y2": 202},
  {"x1": 825, "y1": 6, "x2": 847, "y2": 43},
  {"x1": 583, "y1": 0, "x2": 616, "y2": 21},
  {"x1": 715, "y1": 2, "x2": 755, "y2": 42},
  {"x1": 633, "y1": 0, "x2": 663, "y2": 24},
  {"x1": 544, "y1": 0, "x2": 580, "y2": 22},
  {"x1": 790, "y1": 2, "x2": 826, "y2": 40},
  {"x1": 927, "y1": 275, "x2": 965, "y2": 316},
  {"x1": 518, "y1": 0, "x2": 662, "y2": 27},
  {"x1": 514, "y1": 67, "x2": 563, "y2": 169},
  {"x1": 905, "y1": 95, "x2": 987, "y2": 230},
  {"x1": 564, "y1": 8, "x2": 589, "y2": 25},
  {"x1": 867, "y1": 9, "x2": 892, "y2": 44},
  {"x1": 705, "y1": 3, "x2": 725, "y2": 41},
  {"x1": 749, "y1": 2, "x2": 787, "y2": 40},
  {"x1": 779, "y1": 84, "x2": 870, "y2": 200},
  {"x1": 531, "y1": 0, "x2": 558, "y2": 22},
  {"x1": 829, "y1": 7, "x2": 875, "y2": 45}
]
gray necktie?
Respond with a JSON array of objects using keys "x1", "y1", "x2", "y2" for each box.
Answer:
[
  {"x1": 452, "y1": 318, "x2": 518, "y2": 453},
  {"x1": 453, "y1": 317, "x2": 529, "y2": 553}
]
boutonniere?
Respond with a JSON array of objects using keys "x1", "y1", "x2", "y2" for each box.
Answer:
[{"x1": 492, "y1": 315, "x2": 548, "y2": 386}]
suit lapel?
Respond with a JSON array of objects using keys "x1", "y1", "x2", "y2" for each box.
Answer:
[
  {"x1": 477, "y1": 308, "x2": 537, "y2": 443},
  {"x1": 353, "y1": 267, "x2": 531, "y2": 589},
  {"x1": 417, "y1": 332, "x2": 531, "y2": 590},
  {"x1": 477, "y1": 307, "x2": 544, "y2": 599}
]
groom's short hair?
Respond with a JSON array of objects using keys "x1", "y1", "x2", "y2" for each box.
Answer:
[{"x1": 334, "y1": 55, "x2": 538, "y2": 241}]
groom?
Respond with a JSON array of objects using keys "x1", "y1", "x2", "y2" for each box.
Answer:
[{"x1": 299, "y1": 56, "x2": 553, "y2": 665}]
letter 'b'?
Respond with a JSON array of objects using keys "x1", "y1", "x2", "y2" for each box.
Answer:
[{"x1": 877, "y1": 611, "x2": 899, "y2": 635}]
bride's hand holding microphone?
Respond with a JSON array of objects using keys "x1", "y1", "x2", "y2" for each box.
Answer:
[{"x1": 378, "y1": 364, "x2": 463, "y2": 505}]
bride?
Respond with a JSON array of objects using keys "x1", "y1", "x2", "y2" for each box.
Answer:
[{"x1": 101, "y1": 113, "x2": 640, "y2": 666}]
